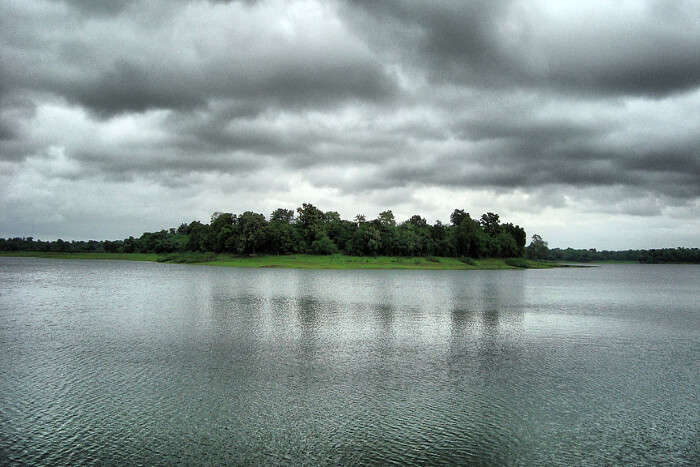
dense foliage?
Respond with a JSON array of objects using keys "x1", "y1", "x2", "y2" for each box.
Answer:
[
  {"x1": 2, "y1": 203, "x2": 697, "y2": 263},
  {"x1": 0, "y1": 204, "x2": 526, "y2": 259}
]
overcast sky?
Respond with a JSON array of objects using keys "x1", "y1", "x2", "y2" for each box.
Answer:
[{"x1": 2, "y1": 0, "x2": 699, "y2": 249}]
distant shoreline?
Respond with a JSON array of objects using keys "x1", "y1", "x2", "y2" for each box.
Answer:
[{"x1": 0, "y1": 251, "x2": 579, "y2": 270}]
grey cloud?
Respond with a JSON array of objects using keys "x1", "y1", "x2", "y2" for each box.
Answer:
[
  {"x1": 343, "y1": 0, "x2": 700, "y2": 97},
  {"x1": 0, "y1": 0, "x2": 398, "y2": 117},
  {"x1": 57, "y1": 54, "x2": 397, "y2": 116},
  {"x1": 50, "y1": 0, "x2": 138, "y2": 16},
  {"x1": 70, "y1": 145, "x2": 268, "y2": 182},
  {"x1": 0, "y1": 95, "x2": 38, "y2": 160},
  {"x1": 51, "y1": 1, "x2": 255, "y2": 17},
  {"x1": 456, "y1": 118, "x2": 609, "y2": 143},
  {"x1": 323, "y1": 116, "x2": 700, "y2": 207}
]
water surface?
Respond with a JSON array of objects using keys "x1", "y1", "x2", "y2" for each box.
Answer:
[{"x1": 1, "y1": 258, "x2": 698, "y2": 465}]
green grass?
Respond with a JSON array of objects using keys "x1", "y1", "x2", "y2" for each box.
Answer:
[
  {"x1": 0, "y1": 251, "x2": 160, "y2": 261},
  {"x1": 157, "y1": 252, "x2": 217, "y2": 263},
  {"x1": 0, "y1": 251, "x2": 564, "y2": 270},
  {"x1": 163, "y1": 253, "x2": 560, "y2": 270}
]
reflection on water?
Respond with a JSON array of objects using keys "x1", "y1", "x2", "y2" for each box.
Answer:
[{"x1": 0, "y1": 258, "x2": 698, "y2": 465}]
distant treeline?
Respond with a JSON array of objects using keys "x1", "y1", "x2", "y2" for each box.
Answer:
[
  {"x1": 542, "y1": 246, "x2": 700, "y2": 264},
  {"x1": 0, "y1": 204, "x2": 527, "y2": 259}
]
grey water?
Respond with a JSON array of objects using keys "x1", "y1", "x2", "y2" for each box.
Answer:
[{"x1": 0, "y1": 258, "x2": 698, "y2": 465}]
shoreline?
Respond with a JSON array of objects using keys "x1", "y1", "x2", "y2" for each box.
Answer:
[{"x1": 0, "y1": 251, "x2": 574, "y2": 270}]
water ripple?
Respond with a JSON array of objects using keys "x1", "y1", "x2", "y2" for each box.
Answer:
[{"x1": 0, "y1": 258, "x2": 698, "y2": 465}]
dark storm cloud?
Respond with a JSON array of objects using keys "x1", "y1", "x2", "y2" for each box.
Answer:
[
  {"x1": 71, "y1": 147, "x2": 266, "y2": 182},
  {"x1": 0, "y1": 0, "x2": 397, "y2": 117},
  {"x1": 50, "y1": 0, "x2": 138, "y2": 16},
  {"x1": 343, "y1": 0, "x2": 700, "y2": 96},
  {"x1": 58, "y1": 53, "x2": 396, "y2": 116},
  {"x1": 52, "y1": 0, "x2": 259, "y2": 17}
]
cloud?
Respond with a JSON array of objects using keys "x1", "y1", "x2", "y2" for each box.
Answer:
[
  {"x1": 342, "y1": 0, "x2": 700, "y2": 96},
  {"x1": 1, "y1": 0, "x2": 699, "y2": 248},
  {"x1": 1, "y1": 0, "x2": 397, "y2": 116}
]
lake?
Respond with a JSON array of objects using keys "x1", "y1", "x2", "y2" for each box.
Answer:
[{"x1": 0, "y1": 257, "x2": 698, "y2": 465}]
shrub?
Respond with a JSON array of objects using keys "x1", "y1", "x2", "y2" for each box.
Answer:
[
  {"x1": 310, "y1": 234, "x2": 338, "y2": 255},
  {"x1": 504, "y1": 258, "x2": 529, "y2": 268}
]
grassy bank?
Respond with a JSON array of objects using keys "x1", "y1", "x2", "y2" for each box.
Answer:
[
  {"x1": 0, "y1": 251, "x2": 160, "y2": 261},
  {"x1": 1, "y1": 251, "x2": 562, "y2": 270},
  {"x1": 202, "y1": 254, "x2": 559, "y2": 269}
]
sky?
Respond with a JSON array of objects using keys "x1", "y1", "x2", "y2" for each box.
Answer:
[{"x1": 1, "y1": 0, "x2": 699, "y2": 249}]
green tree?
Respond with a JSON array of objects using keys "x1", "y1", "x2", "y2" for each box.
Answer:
[
  {"x1": 325, "y1": 215, "x2": 354, "y2": 252},
  {"x1": 480, "y1": 212, "x2": 501, "y2": 237},
  {"x1": 270, "y1": 208, "x2": 294, "y2": 224},
  {"x1": 378, "y1": 210, "x2": 396, "y2": 227},
  {"x1": 209, "y1": 213, "x2": 235, "y2": 253},
  {"x1": 186, "y1": 221, "x2": 210, "y2": 251},
  {"x1": 310, "y1": 233, "x2": 338, "y2": 255},
  {"x1": 376, "y1": 211, "x2": 398, "y2": 255},
  {"x1": 495, "y1": 231, "x2": 519, "y2": 257},
  {"x1": 236, "y1": 211, "x2": 267, "y2": 254},
  {"x1": 347, "y1": 222, "x2": 381, "y2": 256},
  {"x1": 296, "y1": 203, "x2": 325, "y2": 248},
  {"x1": 502, "y1": 222, "x2": 526, "y2": 256},
  {"x1": 266, "y1": 221, "x2": 300, "y2": 254},
  {"x1": 526, "y1": 234, "x2": 549, "y2": 259},
  {"x1": 450, "y1": 209, "x2": 469, "y2": 227},
  {"x1": 453, "y1": 214, "x2": 481, "y2": 257}
]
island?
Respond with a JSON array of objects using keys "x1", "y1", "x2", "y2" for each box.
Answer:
[{"x1": 2, "y1": 202, "x2": 697, "y2": 269}]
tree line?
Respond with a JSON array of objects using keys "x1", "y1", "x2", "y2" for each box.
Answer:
[
  {"x1": 523, "y1": 234, "x2": 700, "y2": 263},
  {"x1": 3, "y1": 203, "x2": 697, "y2": 263},
  {"x1": 0, "y1": 204, "x2": 527, "y2": 259}
]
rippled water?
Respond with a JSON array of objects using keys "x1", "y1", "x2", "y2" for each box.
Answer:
[{"x1": 1, "y1": 258, "x2": 698, "y2": 465}]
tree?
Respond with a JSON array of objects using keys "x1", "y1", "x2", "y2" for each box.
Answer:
[
  {"x1": 431, "y1": 220, "x2": 454, "y2": 257},
  {"x1": 123, "y1": 236, "x2": 137, "y2": 253},
  {"x1": 209, "y1": 213, "x2": 234, "y2": 252},
  {"x1": 325, "y1": 216, "x2": 354, "y2": 252},
  {"x1": 296, "y1": 203, "x2": 325, "y2": 248},
  {"x1": 495, "y1": 231, "x2": 519, "y2": 257},
  {"x1": 502, "y1": 222, "x2": 526, "y2": 256},
  {"x1": 480, "y1": 212, "x2": 501, "y2": 237},
  {"x1": 324, "y1": 211, "x2": 341, "y2": 223},
  {"x1": 270, "y1": 208, "x2": 294, "y2": 224},
  {"x1": 378, "y1": 210, "x2": 396, "y2": 227},
  {"x1": 396, "y1": 224, "x2": 419, "y2": 256},
  {"x1": 236, "y1": 211, "x2": 267, "y2": 254},
  {"x1": 453, "y1": 214, "x2": 480, "y2": 257},
  {"x1": 186, "y1": 221, "x2": 209, "y2": 251},
  {"x1": 310, "y1": 233, "x2": 338, "y2": 255},
  {"x1": 374, "y1": 211, "x2": 398, "y2": 255},
  {"x1": 408, "y1": 215, "x2": 428, "y2": 228},
  {"x1": 266, "y1": 221, "x2": 300, "y2": 254},
  {"x1": 450, "y1": 209, "x2": 469, "y2": 227},
  {"x1": 347, "y1": 222, "x2": 381, "y2": 256},
  {"x1": 526, "y1": 234, "x2": 549, "y2": 259}
]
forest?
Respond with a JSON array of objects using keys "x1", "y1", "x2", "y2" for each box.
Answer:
[
  {"x1": 2, "y1": 203, "x2": 698, "y2": 263},
  {"x1": 0, "y1": 204, "x2": 526, "y2": 259}
]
